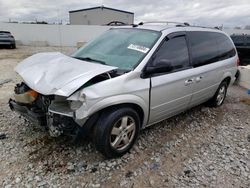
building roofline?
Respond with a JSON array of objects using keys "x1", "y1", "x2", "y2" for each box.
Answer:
[{"x1": 69, "y1": 6, "x2": 134, "y2": 15}]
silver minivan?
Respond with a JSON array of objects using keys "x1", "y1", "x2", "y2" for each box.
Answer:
[{"x1": 9, "y1": 22, "x2": 238, "y2": 158}]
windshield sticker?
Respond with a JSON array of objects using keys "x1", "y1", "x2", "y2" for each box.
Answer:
[{"x1": 127, "y1": 44, "x2": 150, "y2": 53}]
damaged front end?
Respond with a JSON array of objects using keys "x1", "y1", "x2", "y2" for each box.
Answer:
[
  {"x1": 9, "y1": 52, "x2": 118, "y2": 138},
  {"x1": 9, "y1": 82, "x2": 79, "y2": 137}
]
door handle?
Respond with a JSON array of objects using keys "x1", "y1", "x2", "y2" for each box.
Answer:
[{"x1": 184, "y1": 79, "x2": 194, "y2": 86}]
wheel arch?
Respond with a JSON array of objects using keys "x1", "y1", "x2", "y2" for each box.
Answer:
[
  {"x1": 74, "y1": 100, "x2": 146, "y2": 143},
  {"x1": 221, "y1": 71, "x2": 234, "y2": 86},
  {"x1": 76, "y1": 94, "x2": 148, "y2": 128},
  {"x1": 222, "y1": 76, "x2": 231, "y2": 86},
  {"x1": 98, "y1": 103, "x2": 145, "y2": 128}
]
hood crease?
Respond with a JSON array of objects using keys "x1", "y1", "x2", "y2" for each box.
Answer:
[{"x1": 15, "y1": 52, "x2": 117, "y2": 96}]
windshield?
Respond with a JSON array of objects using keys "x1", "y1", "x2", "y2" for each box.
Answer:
[{"x1": 72, "y1": 28, "x2": 160, "y2": 70}]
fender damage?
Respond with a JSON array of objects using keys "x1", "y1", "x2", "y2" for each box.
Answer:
[{"x1": 9, "y1": 52, "x2": 118, "y2": 137}]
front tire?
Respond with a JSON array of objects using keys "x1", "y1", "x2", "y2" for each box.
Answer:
[
  {"x1": 94, "y1": 107, "x2": 140, "y2": 158},
  {"x1": 208, "y1": 81, "x2": 228, "y2": 107}
]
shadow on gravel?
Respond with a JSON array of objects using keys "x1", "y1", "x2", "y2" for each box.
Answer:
[{"x1": 240, "y1": 97, "x2": 250, "y2": 105}]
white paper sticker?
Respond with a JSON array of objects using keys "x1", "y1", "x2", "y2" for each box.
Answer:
[{"x1": 127, "y1": 44, "x2": 150, "y2": 53}]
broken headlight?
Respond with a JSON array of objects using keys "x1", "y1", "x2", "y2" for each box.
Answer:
[
  {"x1": 67, "y1": 90, "x2": 86, "y2": 110},
  {"x1": 67, "y1": 90, "x2": 86, "y2": 102},
  {"x1": 14, "y1": 89, "x2": 38, "y2": 104}
]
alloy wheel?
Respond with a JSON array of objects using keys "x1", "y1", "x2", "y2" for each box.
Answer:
[
  {"x1": 216, "y1": 85, "x2": 226, "y2": 105},
  {"x1": 110, "y1": 116, "x2": 136, "y2": 151}
]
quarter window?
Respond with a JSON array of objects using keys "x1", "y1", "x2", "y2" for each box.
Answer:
[
  {"x1": 189, "y1": 31, "x2": 236, "y2": 67},
  {"x1": 215, "y1": 33, "x2": 236, "y2": 60},
  {"x1": 151, "y1": 36, "x2": 190, "y2": 72}
]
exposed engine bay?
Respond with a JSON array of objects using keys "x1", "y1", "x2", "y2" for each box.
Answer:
[
  {"x1": 9, "y1": 68, "x2": 124, "y2": 139},
  {"x1": 9, "y1": 82, "x2": 78, "y2": 137}
]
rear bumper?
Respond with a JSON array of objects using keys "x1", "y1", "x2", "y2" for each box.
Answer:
[
  {"x1": 0, "y1": 40, "x2": 15, "y2": 45},
  {"x1": 9, "y1": 99, "x2": 46, "y2": 125}
]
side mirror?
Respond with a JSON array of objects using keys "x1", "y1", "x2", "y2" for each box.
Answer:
[{"x1": 144, "y1": 59, "x2": 173, "y2": 76}]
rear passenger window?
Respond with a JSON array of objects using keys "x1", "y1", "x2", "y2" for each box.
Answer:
[
  {"x1": 215, "y1": 33, "x2": 236, "y2": 60},
  {"x1": 151, "y1": 36, "x2": 190, "y2": 72},
  {"x1": 189, "y1": 31, "x2": 236, "y2": 67},
  {"x1": 188, "y1": 32, "x2": 219, "y2": 67}
]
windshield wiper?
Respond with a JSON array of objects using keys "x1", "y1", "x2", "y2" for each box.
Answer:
[{"x1": 74, "y1": 56, "x2": 106, "y2": 65}]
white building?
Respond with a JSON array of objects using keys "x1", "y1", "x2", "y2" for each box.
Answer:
[{"x1": 69, "y1": 6, "x2": 134, "y2": 25}]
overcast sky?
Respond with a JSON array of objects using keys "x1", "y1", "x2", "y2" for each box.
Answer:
[{"x1": 0, "y1": 0, "x2": 250, "y2": 28}]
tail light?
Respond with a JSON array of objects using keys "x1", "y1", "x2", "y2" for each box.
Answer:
[{"x1": 236, "y1": 58, "x2": 240, "y2": 66}]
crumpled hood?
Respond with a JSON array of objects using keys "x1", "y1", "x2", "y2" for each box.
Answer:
[{"x1": 15, "y1": 52, "x2": 117, "y2": 96}]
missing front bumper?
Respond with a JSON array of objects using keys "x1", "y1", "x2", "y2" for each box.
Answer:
[
  {"x1": 9, "y1": 99, "x2": 46, "y2": 126},
  {"x1": 9, "y1": 98, "x2": 81, "y2": 137}
]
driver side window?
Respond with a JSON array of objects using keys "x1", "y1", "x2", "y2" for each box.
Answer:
[{"x1": 151, "y1": 36, "x2": 190, "y2": 72}]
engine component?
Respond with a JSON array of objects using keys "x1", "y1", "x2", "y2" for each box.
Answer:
[
  {"x1": 47, "y1": 113, "x2": 63, "y2": 137},
  {"x1": 47, "y1": 112, "x2": 79, "y2": 137}
]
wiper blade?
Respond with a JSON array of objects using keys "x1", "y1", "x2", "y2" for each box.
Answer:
[{"x1": 74, "y1": 56, "x2": 106, "y2": 65}]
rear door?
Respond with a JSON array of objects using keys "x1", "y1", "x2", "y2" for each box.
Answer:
[
  {"x1": 187, "y1": 31, "x2": 236, "y2": 107},
  {"x1": 147, "y1": 32, "x2": 195, "y2": 124},
  {"x1": 186, "y1": 31, "x2": 220, "y2": 107}
]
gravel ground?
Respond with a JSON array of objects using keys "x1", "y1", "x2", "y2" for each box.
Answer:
[{"x1": 0, "y1": 46, "x2": 250, "y2": 188}]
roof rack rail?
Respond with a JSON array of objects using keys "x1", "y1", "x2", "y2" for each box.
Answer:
[
  {"x1": 187, "y1": 25, "x2": 222, "y2": 30},
  {"x1": 136, "y1": 21, "x2": 190, "y2": 27},
  {"x1": 133, "y1": 21, "x2": 221, "y2": 30}
]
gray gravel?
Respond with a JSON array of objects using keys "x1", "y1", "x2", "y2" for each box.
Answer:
[{"x1": 0, "y1": 46, "x2": 250, "y2": 187}]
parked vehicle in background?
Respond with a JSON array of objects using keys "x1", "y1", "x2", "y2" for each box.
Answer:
[
  {"x1": 231, "y1": 34, "x2": 250, "y2": 66},
  {"x1": 106, "y1": 21, "x2": 127, "y2": 26},
  {"x1": 0, "y1": 31, "x2": 16, "y2": 49},
  {"x1": 9, "y1": 22, "x2": 238, "y2": 158}
]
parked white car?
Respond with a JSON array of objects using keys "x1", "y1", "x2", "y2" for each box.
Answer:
[{"x1": 9, "y1": 22, "x2": 238, "y2": 158}]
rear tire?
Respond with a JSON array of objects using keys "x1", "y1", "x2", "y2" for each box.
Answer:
[
  {"x1": 9, "y1": 44, "x2": 14, "y2": 49},
  {"x1": 10, "y1": 44, "x2": 16, "y2": 49},
  {"x1": 94, "y1": 107, "x2": 140, "y2": 158},
  {"x1": 207, "y1": 81, "x2": 228, "y2": 107}
]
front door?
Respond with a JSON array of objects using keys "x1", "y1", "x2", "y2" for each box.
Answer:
[{"x1": 148, "y1": 33, "x2": 195, "y2": 124}]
